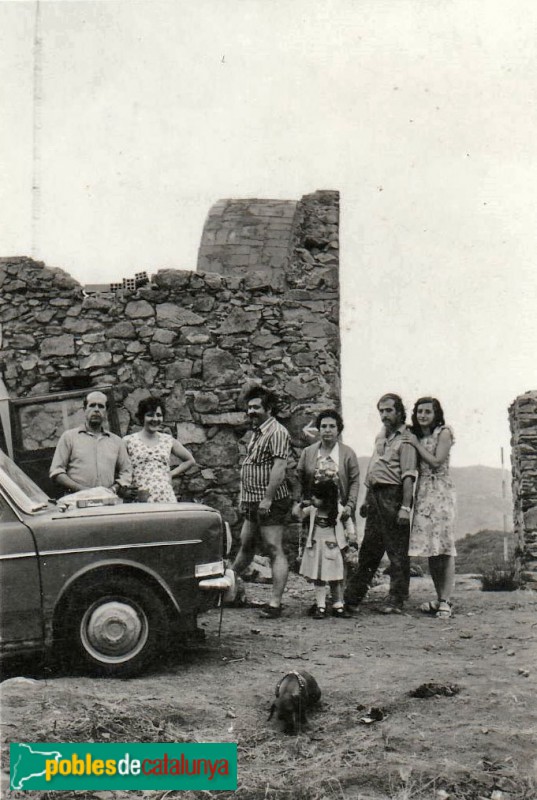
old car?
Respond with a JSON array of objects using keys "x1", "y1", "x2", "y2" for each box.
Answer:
[{"x1": 0, "y1": 449, "x2": 234, "y2": 677}]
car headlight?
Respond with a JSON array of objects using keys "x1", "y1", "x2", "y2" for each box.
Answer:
[{"x1": 195, "y1": 560, "x2": 225, "y2": 579}]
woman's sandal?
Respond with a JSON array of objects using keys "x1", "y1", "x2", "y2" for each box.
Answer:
[
  {"x1": 419, "y1": 600, "x2": 440, "y2": 614},
  {"x1": 436, "y1": 601, "x2": 453, "y2": 619}
]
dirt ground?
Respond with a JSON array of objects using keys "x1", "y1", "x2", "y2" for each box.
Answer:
[{"x1": 2, "y1": 573, "x2": 536, "y2": 800}]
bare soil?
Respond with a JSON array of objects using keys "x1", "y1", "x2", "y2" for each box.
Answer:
[{"x1": 2, "y1": 573, "x2": 536, "y2": 800}]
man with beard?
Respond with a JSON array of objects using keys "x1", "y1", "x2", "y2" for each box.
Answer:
[
  {"x1": 50, "y1": 390, "x2": 132, "y2": 495},
  {"x1": 345, "y1": 393, "x2": 417, "y2": 615},
  {"x1": 231, "y1": 386, "x2": 291, "y2": 619}
]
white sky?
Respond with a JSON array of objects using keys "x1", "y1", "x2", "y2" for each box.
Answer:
[{"x1": 2, "y1": 0, "x2": 537, "y2": 467}]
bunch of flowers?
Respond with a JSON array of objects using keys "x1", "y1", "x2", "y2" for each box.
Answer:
[{"x1": 313, "y1": 457, "x2": 339, "y2": 486}]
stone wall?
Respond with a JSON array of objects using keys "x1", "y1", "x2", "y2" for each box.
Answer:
[
  {"x1": 0, "y1": 190, "x2": 340, "y2": 530},
  {"x1": 509, "y1": 392, "x2": 537, "y2": 585}
]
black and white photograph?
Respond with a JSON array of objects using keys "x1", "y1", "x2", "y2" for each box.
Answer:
[{"x1": 1, "y1": 1, "x2": 536, "y2": 797}]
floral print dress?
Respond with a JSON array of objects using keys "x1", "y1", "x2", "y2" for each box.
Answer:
[
  {"x1": 408, "y1": 425, "x2": 457, "y2": 557},
  {"x1": 124, "y1": 432, "x2": 177, "y2": 503}
]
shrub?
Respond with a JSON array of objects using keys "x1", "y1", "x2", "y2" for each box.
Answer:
[{"x1": 480, "y1": 560, "x2": 523, "y2": 592}]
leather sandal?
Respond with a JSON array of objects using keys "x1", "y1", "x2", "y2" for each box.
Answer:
[
  {"x1": 436, "y1": 601, "x2": 452, "y2": 619},
  {"x1": 419, "y1": 600, "x2": 440, "y2": 615}
]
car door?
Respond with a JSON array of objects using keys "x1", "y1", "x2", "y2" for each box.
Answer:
[
  {"x1": 0, "y1": 492, "x2": 44, "y2": 651},
  {"x1": 8, "y1": 386, "x2": 120, "y2": 497}
]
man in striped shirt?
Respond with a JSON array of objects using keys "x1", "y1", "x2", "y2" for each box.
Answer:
[{"x1": 231, "y1": 386, "x2": 291, "y2": 619}]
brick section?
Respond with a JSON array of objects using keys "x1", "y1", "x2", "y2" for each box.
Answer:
[{"x1": 197, "y1": 199, "x2": 298, "y2": 275}]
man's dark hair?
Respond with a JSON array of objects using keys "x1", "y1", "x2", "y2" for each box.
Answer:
[
  {"x1": 315, "y1": 409, "x2": 344, "y2": 434},
  {"x1": 377, "y1": 393, "x2": 406, "y2": 423},
  {"x1": 136, "y1": 396, "x2": 166, "y2": 424},
  {"x1": 83, "y1": 392, "x2": 109, "y2": 410},
  {"x1": 244, "y1": 385, "x2": 279, "y2": 415},
  {"x1": 411, "y1": 397, "x2": 445, "y2": 438}
]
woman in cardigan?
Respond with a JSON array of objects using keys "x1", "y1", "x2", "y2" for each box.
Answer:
[{"x1": 294, "y1": 409, "x2": 360, "y2": 522}]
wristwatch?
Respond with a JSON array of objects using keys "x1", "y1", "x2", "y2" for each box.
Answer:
[{"x1": 400, "y1": 505, "x2": 412, "y2": 513}]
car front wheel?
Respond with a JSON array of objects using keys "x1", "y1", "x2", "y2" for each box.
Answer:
[{"x1": 63, "y1": 576, "x2": 169, "y2": 677}]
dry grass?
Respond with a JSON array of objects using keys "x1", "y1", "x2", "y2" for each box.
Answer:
[{"x1": 6, "y1": 695, "x2": 536, "y2": 800}]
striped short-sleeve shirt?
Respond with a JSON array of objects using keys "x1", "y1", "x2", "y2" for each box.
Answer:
[{"x1": 240, "y1": 416, "x2": 291, "y2": 503}]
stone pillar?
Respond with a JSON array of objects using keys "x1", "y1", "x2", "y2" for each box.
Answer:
[{"x1": 509, "y1": 391, "x2": 537, "y2": 585}]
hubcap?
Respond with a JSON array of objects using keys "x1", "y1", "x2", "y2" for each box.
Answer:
[{"x1": 81, "y1": 600, "x2": 148, "y2": 664}]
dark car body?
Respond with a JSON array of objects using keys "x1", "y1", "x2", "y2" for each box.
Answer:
[{"x1": 0, "y1": 451, "x2": 233, "y2": 676}]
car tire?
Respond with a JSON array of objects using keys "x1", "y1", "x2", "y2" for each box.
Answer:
[{"x1": 62, "y1": 575, "x2": 169, "y2": 678}]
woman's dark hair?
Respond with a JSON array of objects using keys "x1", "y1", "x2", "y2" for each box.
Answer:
[
  {"x1": 136, "y1": 396, "x2": 165, "y2": 424},
  {"x1": 244, "y1": 385, "x2": 279, "y2": 415},
  {"x1": 315, "y1": 409, "x2": 344, "y2": 434},
  {"x1": 411, "y1": 397, "x2": 445, "y2": 438},
  {"x1": 377, "y1": 393, "x2": 406, "y2": 424},
  {"x1": 312, "y1": 479, "x2": 339, "y2": 526}
]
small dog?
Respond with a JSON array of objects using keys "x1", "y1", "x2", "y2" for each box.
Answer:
[{"x1": 268, "y1": 670, "x2": 321, "y2": 735}]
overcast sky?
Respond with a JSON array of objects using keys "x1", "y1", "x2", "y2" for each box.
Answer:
[{"x1": 2, "y1": 0, "x2": 537, "y2": 468}]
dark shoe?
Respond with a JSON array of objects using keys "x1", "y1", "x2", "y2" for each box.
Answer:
[
  {"x1": 379, "y1": 601, "x2": 403, "y2": 615},
  {"x1": 332, "y1": 607, "x2": 352, "y2": 618},
  {"x1": 306, "y1": 603, "x2": 318, "y2": 617},
  {"x1": 259, "y1": 604, "x2": 282, "y2": 619},
  {"x1": 312, "y1": 607, "x2": 327, "y2": 619}
]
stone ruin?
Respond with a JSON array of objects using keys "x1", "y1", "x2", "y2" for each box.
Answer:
[
  {"x1": 0, "y1": 190, "x2": 340, "y2": 531},
  {"x1": 509, "y1": 392, "x2": 537, "y2": 585}
]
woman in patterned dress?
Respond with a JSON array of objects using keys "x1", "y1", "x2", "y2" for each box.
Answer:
[
  {"x1": 402, "y1": 397, "x2": 456, "y2": 619},
  {"x1": 124, "y1": 396, "x2": 196, "y2": 503}
]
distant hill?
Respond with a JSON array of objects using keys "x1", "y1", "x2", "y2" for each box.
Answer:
[{"x1": 356, "y1": 458, "x2": 512, "y2": 539}]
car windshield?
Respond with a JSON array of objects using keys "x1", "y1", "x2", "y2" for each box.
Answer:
[{"x1": 0, "y1": 450, "x2": 51, "y2": 511}]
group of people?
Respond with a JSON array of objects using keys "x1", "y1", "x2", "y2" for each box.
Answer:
[
  {"x1": 49, "y1": 385, "x2": 456, "y2": 622},
  {"x1": 232, "y1": 387, "x2": 456, "y2": 621},
  {"x1": 49, "y1": 391, "x2": 197, "y2": 503}
]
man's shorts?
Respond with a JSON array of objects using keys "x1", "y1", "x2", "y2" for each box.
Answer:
[{"x1": 241, "y1": 497, "x2": 291, "y2": 526}]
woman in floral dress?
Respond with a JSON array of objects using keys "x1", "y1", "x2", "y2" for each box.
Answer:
[
  {"x1": 124, "y1": 396, "x2": 196, "y2": 503},
  {"x1": 402, "y1": 397, "x2": 456, "y2": 619}
]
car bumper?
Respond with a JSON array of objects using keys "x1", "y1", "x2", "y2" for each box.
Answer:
[{"x1": 198, "y1": 568, "x2": 236, "y2": 602}]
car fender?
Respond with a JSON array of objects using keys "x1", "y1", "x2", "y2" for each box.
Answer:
[{"x1": 49, "y1": 558, "x2": 182, "y2": 644}]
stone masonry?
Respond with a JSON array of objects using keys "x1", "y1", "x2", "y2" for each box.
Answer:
[
  {"x1": 0, "y1": 190, "x2": 340, "y2": 532},
  {"x1": 509, "y1": 392, "x2": 537, "y2": 585}
]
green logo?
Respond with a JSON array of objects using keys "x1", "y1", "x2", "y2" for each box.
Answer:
[{"x1": 11, "y1": 743, "x2": 237, "y2": 790}]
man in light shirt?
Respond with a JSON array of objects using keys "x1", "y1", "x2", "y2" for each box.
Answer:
[
  {"x1": 50, "y1": 390, "x2": 132, "y2": 496},
  {"x1": 345, "y1": 393, "x2": 417, "y2": 614}
]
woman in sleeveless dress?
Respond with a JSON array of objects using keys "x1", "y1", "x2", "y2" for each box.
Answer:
[
  {"x1": 402, "y1": 397, "x2": 456, "y2": 619},
  {"x1": 124, "y1": 396, "x2": 196, "y2": 503}
]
